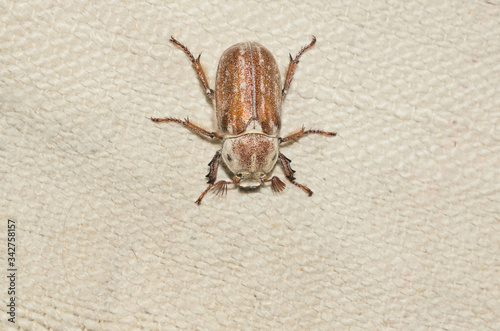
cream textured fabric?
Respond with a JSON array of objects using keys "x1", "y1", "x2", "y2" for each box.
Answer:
[{"x1": 1, "y1": 0, "x2": 499, "y2": 329}]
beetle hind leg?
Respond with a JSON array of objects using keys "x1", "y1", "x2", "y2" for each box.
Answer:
[
  {"x1": 282, "y1": 36, "x2": 317, "y2": 99},
  {"x1": 170, "y1": 36, "x2": 214, "y2": 100},
  {"x1": 278, "y1": 153, "x2": 313, "y2": 196}
]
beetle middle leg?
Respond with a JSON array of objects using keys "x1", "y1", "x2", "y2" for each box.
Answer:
[
  {"x1": 279, "y1": 126, "x2": 336, "y2": 143},
  {"x1": 170, "y1": 36, "x2": 214, "y2": 100},
  {"x1": 278, "y1": 153, "x2": 313, "y2": 196},
  {"x1": 282, "y1": 36, "x2": 317, "y2": 99},
  {"x1": 151, "y1": 117, "x2": 222, "y2": 140}
]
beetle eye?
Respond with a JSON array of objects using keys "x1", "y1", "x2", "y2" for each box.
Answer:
[
  {"x1": 227, "y1": 154, "x2": 232, "y2": 162},
  {"x1": 236, "y1": 173, "x2": 243, "y2": 178}
]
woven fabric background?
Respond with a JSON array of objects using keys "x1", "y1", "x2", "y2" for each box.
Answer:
[{"x1": 1, "y1": 0, "x2": 499, "y2": 329}]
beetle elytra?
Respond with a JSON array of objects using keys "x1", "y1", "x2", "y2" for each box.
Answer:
[{"x1": 152, "y1": 36, "x2": 336, "y2": 204}]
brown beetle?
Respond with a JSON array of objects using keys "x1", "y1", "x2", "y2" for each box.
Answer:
[{"x1": 152, "y1": 36, "x2": 336, "y2": 204}]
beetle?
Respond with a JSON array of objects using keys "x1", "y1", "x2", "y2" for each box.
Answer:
[{"x1": 152, "y1": 36, "x2": 336, "y2": 204}]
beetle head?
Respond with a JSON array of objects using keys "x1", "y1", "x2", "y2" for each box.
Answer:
[
  {"x1": 235, "y1": 171, "x2": 266, "y2": 189},
  {"x1": 221, "y1": 133, "x2": 279, "y2": 189}
]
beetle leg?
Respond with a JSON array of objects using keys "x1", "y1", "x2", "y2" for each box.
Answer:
[
  {"x1": 170, "y1": 37, "x2": 214, "y2": 100},
  {"x1": 279, "y1": 126, "x2": 336, "y2": 143},
  {"x1": 195, "y1": 178, "x2": 241, "y2": 205},
  {"x1": 151, "y1": 117, "x2": 222, "y2": 140},
  {"x1": 206, "y1": 150, "x2": 222, "y2": 184},
  {"x1": 282, "y1": 36, "x2": 316, "y2": 99},
  {"x1": 278, "y1": 153, "x2": 313, "y2": 196}
]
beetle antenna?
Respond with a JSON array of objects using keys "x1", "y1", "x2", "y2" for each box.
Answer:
[
  {"x1": 195, "y1": 178, "x2": 241, "y2": 205},
  {"x1": 212, "y1": 181, "x2": 228, "y2": 196},
  {"x1": 263, "y1": 176, "x2": 286, "y2": 193}
]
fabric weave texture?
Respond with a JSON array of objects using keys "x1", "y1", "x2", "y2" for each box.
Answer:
[{"x1": 1, "y1": 0, "x2": 499, "y2": 329}]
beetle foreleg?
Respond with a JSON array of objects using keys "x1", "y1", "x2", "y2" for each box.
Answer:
[
  {"x1": 170, "y1": 36, "x2": 214, "y2": 100},
  {"x1": 195, "y1": 178, "x2": 241, "y2": 205},
  {"x1": 282, "y1": 36, "x2": 317, "y2": 99},
  {"x1": 279, "y1": 126, "x2": 336, "y2": 144},
  {"x1": 206, "y1": 150, "x2": 222, "y2": 184},
  {"x1": 278, "y1": 153, "x2": 313, "y2": 196},
  {"x1": 151, "y1": 117, "x2": 222, "y2": 140}
]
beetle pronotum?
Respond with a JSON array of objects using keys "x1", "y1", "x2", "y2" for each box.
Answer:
[{"x1": 152, "y1": 36, "x2": 336, "y2": 204}]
